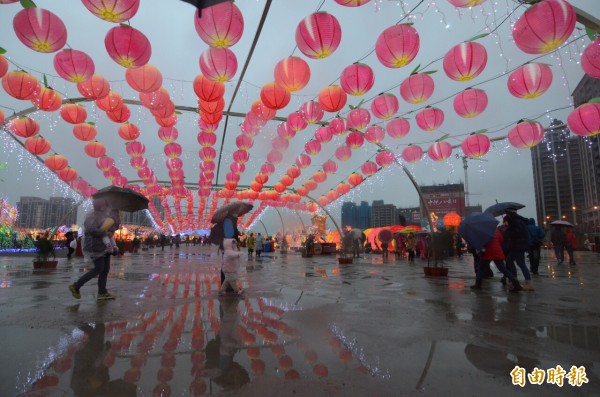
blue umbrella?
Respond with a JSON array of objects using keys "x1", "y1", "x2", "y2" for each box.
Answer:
[{"x1": 458, "y1": 212, "x2": 499, "y2": 250}]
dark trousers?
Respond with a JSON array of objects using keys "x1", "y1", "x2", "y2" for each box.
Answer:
[
  {"x1": 506, "y1": 250, "x2": 531, "y2": 281},
  {"x1": 476, "y1": 259, "x2": 517, "y2": 284},
  {"x1": 565, "y1": 245, "x2": 576, "y2": 264},
  {"x1": 528, "y1": 246, "x2": 541, "y2": 273},
  {"x1": 75, "y1": 254, "x2": 111, "y2": 294},
  {"x1": 67, "y1": 247, "x2": 75, "y2": 259}
]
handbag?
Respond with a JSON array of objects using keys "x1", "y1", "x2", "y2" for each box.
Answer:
[{"x1": 69, "y1": 239, "x2": 77, "y2": 249}]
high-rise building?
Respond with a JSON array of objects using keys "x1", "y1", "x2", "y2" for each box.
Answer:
[
  {"x1": 341, "y1": 201, "x2": 372, "y2": 229},
  {"x1": 371, "y1": 200, "x2": 397, "y2": 227},
  {"x1": 16, "y1": 196, "x2": 78, "y2": 229},
  {"x1": 356, "y1": 201, "x2": 372, "y2": 229}
]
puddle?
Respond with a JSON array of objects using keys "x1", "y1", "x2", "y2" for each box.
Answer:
[{"x1": 534, "y1": 324, "x2": 600, "y2": 350}]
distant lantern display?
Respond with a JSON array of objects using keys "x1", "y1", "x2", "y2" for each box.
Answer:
[
  {"x1": 400, "y1": 73, "x2": 435, "y2": 104},
  {"x1": 13, "y1": 7, "x2": 67, "y2": 53},
  {"x1": 295, "y1": 12, "x2": 342, "y2": 59},
  {"x1": 453, "y1": 88, "x2": 488, "y2": 118},
  {"x1": 340, "y1": 63, "x2": 375, "y2": 96},
  {"x1": 375, "y1": 24, "x2": 420, "y2": 68},
  {"x1": 274, "y1": 56, "x2": 310, "y2": 92},
  {"x1": 507, "y1": 120, "x2": 545, "y2": 148},
  {"x1": 194, "y1": 1, "x2": 244, "y2": 48},
  {"x1": 443, "y1": 42, "x2": 487, "y2": 81},
  {"x1": 512, "y1": 0, "x2": 576, "y2": 54},
  {"x1": 461, "y1": 134, "x2": 490, "y2": 158},
  {"x1": 105, "y1": 25, "x2": 151, "y2": 68},
  {"x1": 507, "y1": 63, "x2": 553, "y2": 99}
]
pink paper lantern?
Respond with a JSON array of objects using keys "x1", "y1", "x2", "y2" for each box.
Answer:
[
  {"x1": 113, "y1": 176, "x2": 128, "y2": 187},
  {"x1": 31, "y1": 87, "x2": 62, "y2": 112},
  {"x1": 400, "y1": 73, "x2": 434, "y2": 104},
  {"x1": 428, "y1": 141, "x2": 453, "y2": 162},
  {"x1": 300, "y1": 101, "x2": 324, "y2": 124},
  {"x1": 334, "y1": 0, "x2": 371, "y2": 6},
  {"x1": 164, "y1": 142, "x2": 182, "y2": 158},
  {"x1": 199, "y1": 47, "x2": 237, "y2": 82},
  {"x1": 166, "y1": 158, "x2": 182, "y2": 171},
  {"x1": 461, "y1": 134, "x2": 490, "y2": 158},
  {"x1": 236, "y1": 134, "x2": 254, "y2": 150},
  {"x1": 313, "y1": 170, "x2": 327, "y2": 183},
  {"x1": 314, "y1": 126, "x2": 333, "y2": 143},
  {"x1": 13, "y1": 8, "x2": 67, "y2": 53},
  {"x1": 386, "y1": 117, "x2": 410, "y2": 139},
  {"x1": 287, "y1": 111, "x2": 308, "y2": 132},
  {"x1": 582, "y1": 38, "x2": 600, "y2": 79},
  {"x1": 105, "y1": 25, "x2": 151, "y2": 69},
  {"x1": 84, "y1": 141, "x2": 106, "y2": 158},
  {"x1": 371, "y1": 93, "x2": 399, "y2": 120},
  {"x1": 81, "y1": 0, "x2": 140, "y2": 22},
  {"x1": 322, "y1": 160, "x2": 338, "y2": 174},
  {"x1": 453, "y1": 88, "x2": 488, "y2": 118},
  {"x1": 277, "y1": 122, "x2": 296, "y2": 140},
  {"x1": 347, "y1": 108, "x2": 371, "y2": 130},
  {"x1": 364, "y1": 125, "x2": 385, "y2": 144},
  {"x1": 296, "y1": 154, "x2": 311, "y2": 169},
  {"x1": 233, "y1": 149, "x2": 249, "y2": 164},
  {"x1": 327, "y1": 190, "x2": 340, "y2": 202},
  {"x1": 335, "y1": 146, "x2": 352, "y2": 161},
  {"x1": 567, "y1": 102, "x2": 600, "y2": 137},
  {"x1": 346, "y1": 131, "x2": 364, "y2": 149},
  {"x1": 329, "y1": 116, "x2": 347, "y2": 136},
  {"x1": 287, "y1": 165, "x2": 301, "y2": 179},
  {"x1": 24, "y1": 136, "x2": 51, "y2": 155},
  {"x1": 156, "y1": 114, "x2": 178, "y2": 128},
  {"x1": 0, "y1": 55, "x2": 7, "y2": 79},
  {"x1": 96, "y1": 156, "x2": 114, "y2": 171},
  {"x1": 194, "y1": 1, "x2": 244, "y2": 48},
  {"x1": 376, "y1": 151, "x2": 395, "y2": 167},
  {"x1": 260, "y1": 163, "x2": 274, "y2": 176},
  {"x1": 158, "y1": 126, "x2": 178, "y2": 143},
  {"x1": 507, "y1": 120, "x2": 545, "y2": 148},
  {"x1": 126, "y1": 64, "x2": 163, "y2": 93},
  {"x1": 45, "y1": 154, "x2": 68, "y2": 171},
  {"x1": 251, "y1": 100, "x2": 277, "y2": 121},
  {"x1": 340, "y1": 63, "x2": 375, "y2": 96},
  {"x1": 447, "y1": 0, "x2": 486, "y2": 6},
  {"x1": 267, "y1": 150, "x2": 283, "y2": 165},
  {"x1": 199, "y1": 147, "x2": 217, "y2": 162},
  {"x1": 416, "y1": 107, "x2": 444, "y2": 131},
  {"x1": 361, "y1": 161, "x2": 378, "y2": 176},
  {"x1": 194, "y1": 74, "x2": 225, "y2": 102},
  {"x1": 319, "y1": 86, "x2": 347, "y2": 112},
  {"x1": 305, "y1": 140, "x2": 322, "y2": 156},
  {"x1": 231, "y1": 162, "x2": 245, "y2": 174},
  {"x1": 337, "y1": 182, "x2": 351, "y2": 195},
  {"x1": 375, "y1": 24, "x2": 420, "y2": 68},
  {"x1": 107, "y1": 105, "x2": 131, "y2": 123},
  {"x1": 73, "y1": 123, "x2": 97, "y2": 141},
  {"x1": 402, "y1": 145, "x2": 423, "y2": 163},
  {"x1": 2, "y1": 71, "x2": 39, "y2": 100},
  {"x1": 443, "y1": 42, "x2": 487, "y2": 82},
  {"x1": 198, "y1": 131, "x2": 217, "y2": 147},
  {"x1": 271, "y1": 137, "x2": 289, "y2": 152},
  {"x1": 274, "y1": 56, "x2": 310, "y2": 92},
  {"x1": 58, "y1": 168, "x2": 78, "y2": 183},
  {"x1": 260, "y1": 82, "x2": 291, "y2": 110},
  {"x1": 96, "y1": 91, "x2": 123, "y2": 112},
  {"x1": 126, "y1": 141, "x2": 146, "y2": 157},
  {"x1": 53, "y1": 49, "x2": 94, "y2": 83},
  {"x1": 512, "y1": 0, "x2": 576, "y2": 54},
  {"x1": 295, "y1": 12, "x2": 342, "y2": 59},
  {"x1": 130, "y1": 156, "x2": 147, "y2": 170},
  {"x1": 348, "y1": 173, "x2": 364, "y2": 186},
  {"x1": 77, "y1": 74, "x2": 110, "y2": 100},
  {"x1": 140, "y1": 88, "x2": 169, "y2": 110},
  {"x1": 507, "y1": 63, "x2": 553, "y2": 99}
]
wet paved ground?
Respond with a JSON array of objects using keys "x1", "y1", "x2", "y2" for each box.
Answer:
[{"x1": 0, "y1": 246, "x2": 599, "y2": 396}]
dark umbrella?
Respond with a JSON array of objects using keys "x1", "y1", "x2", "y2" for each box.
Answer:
[
  {"x1": 483, "y1": 202, "x2": 525, "y2": 217},
  {"x1": 92, "y1": 186, "x2": 149, "y2": 212},
  {"x1": 179, "y1": 0, "x2": 231, "y2": 17},
  {"x1": 211, "y1": 202, "x2": 253, "y2": 224},
  {"x1": 550, "y1": 220, "x2": 573, "y2": 227},
  {"x1": 458, "y1": 212, "x2": 499, "y2": 250}
]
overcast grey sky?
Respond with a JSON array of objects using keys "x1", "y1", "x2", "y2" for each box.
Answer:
[{"x1": 0, "y1": 0, "x2": 596, "y2": 233}]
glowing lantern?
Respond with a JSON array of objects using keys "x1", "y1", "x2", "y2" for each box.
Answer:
[
  {"x1": 24, "y1": 136, "x2": 50, "y2": 155},
  {"x1": 126, "y1": 141, "x2": 146, "y2": 157},
  {"x1": 199, "y1": 47, "x2": 237, "y2": 82},
  {"x1": 58, "y1": 168, "x2": 78, "y2": 182},
  {"x1": 105, "y1": 25, "x2": 151, "y2": 68},
  {"x1": 296, "y1": 154, "x2": 311, "y2": 169},
  {"x1": 582, "y1": 38, "x2": 600, "y2": 79},
  {"x1": 339, "y1": 63, "x2": 373, "y2": 97},
  {"x1": 364, "y1": 125, "x2": 385, "y2": 144},
  {"x1": 296, "y1": 186, "x2": 308, "y2": 197},
  {"x1": 402, "y1": 145, "x2": 423, "y2": 163},
  {"x1": 274, "y1": 123, "x2": 294, "y2": 141},
  {"x1": 329, "y1": 116, "x2": 347, "y2": 136},
  {"x1": 337, "y1": 182, "x2": 351, "y2": 195},
  {"x1": 335, "y1": 146, "x2": 352, "y2": 161},
  {"x1": 131, "y1": 156, "x2": 147, "y2": 170},
  {"x1": 317, "y1": 196, "x2": 329, "y2": 207},
  {"x1": 346, "y1": 131, "x2": 364, "y2": 149},
  {"x1": 376, "y1": 24, "x2": 420, "y2": 68},
  {"x1": 287, "y1": 112, "x2": 308, "y2": 132},
  {"x1": 251, "y1": 100, "x2": 276, "y2": 121},
  {"x1": 156, "y1": 114, "x2": 178, "y2": 128},
  {"x1": 319, "y1": 86, "x2": 347, "y2": 112},
  {"x1": 199, "y1": 147, "x2": 216, "y2": 162},
  {"x1": 193, "y1": 74, "x2": 225, "y2": 103},
  {"x1": 96, "y1": 91, "x2": 123, "y2": 112},
  {"x1": 250, "y1": 181, "x2": 263, "y2": 192},
  {"x1": 196, "y1": 131, "x2": 215, "y2": 148},
  {"x1": 322, "y1": 160, "x2": 338, "y2": 174},
  {"x1": 299, "y1": 101, "x2": 324, "y2": 124},
  {"x1": 512, "y1": 0, "x2": 576, "y2": 54},
  {"x1": 2, "y1": 71, "x2": 39, "y2": 100},
  {"x1": 312, "y1": 171, "x2": 326, "y2": 183},
  {"x1": 304, "y1": 140, "x2": 322, "y2": 156},
  {"x1": 0, "y1": 55, "x2": 7, "y2": 78},
  {"x1": 194, "y1": 2, "x2": 243, "y2": 48},
  {"x1": 273, "y1": 182, "x2": 286, "y2": 193},
  {"x1": 416, "y1": 107, "x2": 444, "y2": 131},
  {"x1": 274, "y1": 56, "x2": 310, "y2": 92},
  {"x1": 327, "y1": 190, "x2": 339, "y2": 201},
  {"x1": 287, "y1": 166, "x2": 301, "y2": 179},
  {"x1": 77, "y1": 74, "x2": 110, "y2": 100},
  {"x1": 261, "y1": 163, "x2": 275, "y2": 175},
  {"x1": 233, "y1": 150, "x2": 249, "y2": 164},
  {"x1": 371, "y1": 93, "x2": 399, "y2": 120},
  {"x1": 453, "y1": 88, "x2": 488, "y2": 118},
  {"x1": 400, "y1": 73, "x2": 434, "y2": 104},
  {"x1": 428, "y1": 141, "x2": 453, "y2": 162},
  {"x1": 347, "y1": 108, "x2": 371, "y2": 130},
  {"x1": 60, "y1": 104, "x2": 87, "y2": 124},
  {"x1": 31, "y1": 87, "x2": 62, "y2": 112},
  {"x1": 107, "y1": 105, "x2": 131, "y2": 123},
  {"x1": 13, "y1": 8, "x2": 67, "y2": 53},
  {"x1": 296, "y1": 12, "x2": 341, "y2": 59},
  {"x1": 281, "y1": 175, "x2": 293, "y2": 186},
  {"x1": 96, "y1": 156, "x2": 114, "y2": 171},
  {"x1": 84, "y1": 141, "x2": 106, "y2": 158},
  {"x1": 267, "y1": 150, "x2": 283, "y2": 165},
  {"x1": 45, "y1": 154, "x2": 68, "y2": 171},
  {"x1": 507, "y1": 63, "x2": 553, "y2": 99},
  {"x1": 448, "y1": 0, "x2": 486, "y2": 7},
  {"x1": 255, "y1": 173, "x2": 268, "y2": 184},
  {"x1": 199, "y1": 98, "x2": 225, "y2": 115},
  {"x1": 200, "y1": 110, "x2": 223, "y2": 125},
  {"x1": 81, "y1": 0, "x2": 140, "y2": 22},
  {"x1": 73, "y1": 123, "x2": 97, "y2": 141},
  {"x1": 567, "y1": 102, "x2": 600, "y2": 137},
  {"x1": 361, "y1": 161, "x2": 378, "y2": 176},
  {"x1": 305, "y1": 179, "x2": 318, "y2": 191},
  {"x1": 348, "y1": 173, "x2": 363, "y2": 186},
  {"x1": 386, "y1": 117, "x2": 410, "y2": 139},
  {"x1": 236, "y1": 134, "x2": 254, "y2": 150},
  {"x1": 376, "y1": 151, "x2": 395, "y2": 167},
  {"x1": 507, "y1": 120, "x2": 544, "y2": 148},
  {"x1": 314, "y1": 126, "x2": 332, "y2": 144},
  {"x1": 166, "y1": 158, "x2": 182, "y2": 170},
  {"x1": 118, "y1": 123, "x2": 140, "y2": 141},
  {"x1": 158, "y1": 126, "x2": 178, "y2": 143},
  {"x1": 53, "y1": 49, "x2": 94, "y2": 82},
  {"x1": 126, "y1": 64, "x2": 162, "y2": 93},
  {"x1": 443, "y1": 212, "x2": 462, "y2": 228},
  {"x1": 461, "y1": 134, "x2": 490, "y2": 158},
  {"x1": 164, "y1": 142, "x2": 182, "y2": 158},
  {"x1": 10, "y1": 117, "x2": 40, "y2": 138},
  {"x1": 335, "y1": 0, "x2": 371, "y2": 6},
  {"x1": 260, "y1": 82, "x2": 291, "y2": 110},
  {"x1": 443, "y1": 42, "x2": 487, "y2": 81}
]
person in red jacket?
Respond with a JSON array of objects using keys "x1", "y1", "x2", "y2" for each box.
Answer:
[
  {"x1": 471, "y1": 228, "x2": 523, "y2": 291},
  {"x1": 565, "y1": 228, "x2": 577, "y2": 265}
]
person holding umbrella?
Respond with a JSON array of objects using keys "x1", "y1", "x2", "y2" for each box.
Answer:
[
  {"x1": 550, "y1": 225, "x2": 566, "y2": 264},
  {"x1": 504, "y1": 210, "x2": 534, "y2": 291}
]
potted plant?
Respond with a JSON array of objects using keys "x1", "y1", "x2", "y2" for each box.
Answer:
[
  {"x1": 338, "y1": 232, "x2": 354, "y2": 264},
  {"x1": 423, "y1": 229, "x2": 451, "y2": 276},
  {"x1": 33, "y1": 234, "x2": 57, "y2": 269}
]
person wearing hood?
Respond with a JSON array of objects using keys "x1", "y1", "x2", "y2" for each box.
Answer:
[
  {"x1": 527, "y1": 218, "x2": 545, "y2": 275},
  {"x1": 504, "y1": 210, "x2": 534, "y2": 291}
]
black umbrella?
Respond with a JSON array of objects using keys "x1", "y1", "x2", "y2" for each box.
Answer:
[
  {"x1": 483, "y1": 202, "x2": 525, "y2": 217},
  {"x1": 211, "y1": 201, "x2": 253, "y2": 224},
  {"x1": 179, "y1": 0, "x2": 231, "y2": 17},
  {"x1": 92, "y1": 186, "x2": 149, "y2": 212}
]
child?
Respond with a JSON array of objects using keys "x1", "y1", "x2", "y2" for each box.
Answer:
[
  {"x1": 100, "y1": 209, "x2": 120, "y2": 255},
  {"x1": 220, "y1": 238, "x2": 244, "y2": 296}
]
